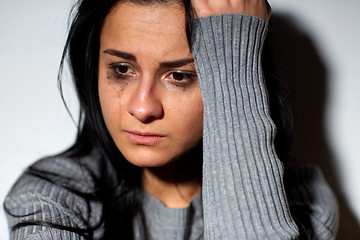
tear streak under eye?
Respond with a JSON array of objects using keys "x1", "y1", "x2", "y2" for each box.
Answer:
[{"x1": 107, "y1": 63, "x2": 135, "y2": 82}]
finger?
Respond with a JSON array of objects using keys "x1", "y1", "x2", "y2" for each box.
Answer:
[
  {"x1": 191, "y1": 0, "x2": 207, "y2": 18},
  {"x1": 265, "y1": 0, "x2": 272, "y2": 21}
]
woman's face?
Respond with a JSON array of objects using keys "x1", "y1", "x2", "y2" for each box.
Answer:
[{"x1": 98, "y1": 2, "x2": 203, "y2": 167}]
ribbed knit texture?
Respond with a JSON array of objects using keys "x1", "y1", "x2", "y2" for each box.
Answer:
[
  {"x1": 5, "y1": 154, "x2": 105, "y2": 240},
  {"x1": 191, "y1": 14, "x2": 299, "y2": 239},
  {"x1": 132, "y1": 190, "x2": 203, "y2": 240},
  {"x1": 4, "y1": 14, "x2": 338, "y2": 240}
]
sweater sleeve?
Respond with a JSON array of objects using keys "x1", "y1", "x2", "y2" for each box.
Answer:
[
  {"x1": 191, "y1": 14, "x2": 299, "y2": 239},
  {"x1": 4, "y1": 155, "x2": 104, "y2": 240}
]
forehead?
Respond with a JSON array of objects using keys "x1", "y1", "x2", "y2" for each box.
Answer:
[{"x1": 100, "y1": 2, "x2": 189, "y2": 59}]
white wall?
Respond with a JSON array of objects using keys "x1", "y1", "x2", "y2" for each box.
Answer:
[
  {"x1": 0, "y1": 0, "x2": 359, "y2": 239},
  {"x1": 269, "y1": 0, "x2": 360, "y2": 237},
  {"x1": 0, "y1": 1, "x2": 76, "y2": 238}
]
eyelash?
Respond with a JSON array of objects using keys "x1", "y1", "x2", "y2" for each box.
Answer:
[
  {"x1": 166, "y1": 71, "x2": 195, "y2": 87},
  {"x1": 108, "y1": 63, "x2": 196, "y2": 87},
  {"x1": 110, "y1": 63, "x2": 136, "y2": 80}
]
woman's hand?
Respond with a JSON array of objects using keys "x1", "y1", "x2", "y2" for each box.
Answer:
[{"x1": 191, "y1": 0, "x2": 271, "y2": 23}]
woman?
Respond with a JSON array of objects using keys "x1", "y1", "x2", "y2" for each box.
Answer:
[{"x1": 4, "y1": 0, "x2": 338, "y2": 239}]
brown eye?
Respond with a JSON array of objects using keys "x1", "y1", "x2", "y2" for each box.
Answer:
[
  {"x1": 115, "y1": 65, "x2": 131, "y2": 74},
  {"x1": 166, "y1": 71, "x2": 196, "y2": 88},
  {"x1": 172, "y1": 72, "x2": 185, "y2": 81},
  {"x1": 170, "y1": 71, "x2": 194, "y2": 82},
  {"x1": 110, "y1": 63, "x2": 135, "y2": 80}
]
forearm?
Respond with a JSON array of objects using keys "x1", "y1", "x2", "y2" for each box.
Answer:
[{"x1": 192, "y1": 14, "x2": 299, "y2": 239}]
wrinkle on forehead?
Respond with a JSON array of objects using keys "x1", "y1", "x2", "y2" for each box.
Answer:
[
  {"x1": 101, "y1": 2, "x2": 188, "y2": 62},
  {"x1": 103, "y1": 2, "x2": 186, "y2": 37}
]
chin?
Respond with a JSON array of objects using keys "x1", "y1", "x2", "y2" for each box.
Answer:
[
  {"x1": 121, "y1": 150, "x2": 174, "y2": 168},
  {"x1": 129, "y1": 159, "x2": 169, "y2": 168},
  {"x1": 117, "y1": 141, "x2": 202, "y2": 169}
]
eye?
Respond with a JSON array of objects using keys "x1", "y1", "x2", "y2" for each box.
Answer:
[
  {"x1": 169, "y1": 71, "x2": 195, "y2": 82},
  {"x1": 115, "y1": 65, "x2": 131, "y2": 74},
  {"x1": 110, "y1": 63, "x2": 136, "y2": 79},
  {"x1": 171, "y1": 72, "x2": 187, "y2": 81},
  {"x1": 165, "y1": 71, "x2": 196, "y2": 88}
]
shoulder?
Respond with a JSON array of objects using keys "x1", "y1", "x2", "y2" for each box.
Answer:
[
  {"x1": 4, "y1": 150, "x2": 106, "y2": 239},
  {"x1": 284, "y1": 165, "x2": 339, "y2": 239},
  {"x1": 7, "y1": 149, "x2": 105, "y2": 198}
]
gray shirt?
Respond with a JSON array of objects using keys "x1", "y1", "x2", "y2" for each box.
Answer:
[{"x1": 4, "y1": 15, "x2": 339, "y2": 240}]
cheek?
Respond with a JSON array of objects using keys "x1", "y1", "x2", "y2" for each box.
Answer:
[
  {"x1": 188, "y1": 99, "x2": 204, "y2": 136},
  {"x1": 98, "y1": 78, "x2": 126, "y2": 131},
  {"x1": 170, "y1": 92, "x2": 204, "y2": 139}
]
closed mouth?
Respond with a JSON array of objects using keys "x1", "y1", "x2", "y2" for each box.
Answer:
[{"x1": 125, "y1": 131, "x2": 165, "y2": 145}]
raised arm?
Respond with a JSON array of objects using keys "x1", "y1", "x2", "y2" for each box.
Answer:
[
  {"x1": 191, "y1": 1, "x2": 338, "y2": 239},
  {"x1": 190, "y1": 0, "x2": 299, "y2": 239}
]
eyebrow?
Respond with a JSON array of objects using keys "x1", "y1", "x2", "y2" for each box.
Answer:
[
  {"x1": 159, "y1": 58, "x2": 194, "y2": 68},
  {"x1": 104, "y1": 49, "x2": 136, "y2": 62},
  {"x1": 104, "y1": 49, "x2": 194, "y2": 68}
]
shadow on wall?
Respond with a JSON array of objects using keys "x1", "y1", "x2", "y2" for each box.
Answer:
[{"x1": 266, "y1": 14, "x2": 360, "y2": 239}]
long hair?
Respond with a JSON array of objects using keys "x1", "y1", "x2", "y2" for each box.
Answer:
[
  {"x1": 57, "y1": 0, "x2": 293, "y2": 238},
  {"x1": 59, "y1": 0, "x2": 196, "y2": 175},
  {"x1": 58, "y1": 0, "x2": 195, "y2": 238}
]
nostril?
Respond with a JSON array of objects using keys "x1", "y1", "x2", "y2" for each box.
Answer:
[
  {"x1": 127, "y1": 96, "x2": 164, "y2": 123},
  {"x1": 127, "y1": 79, "x2": 164, "y2": 123},
  {"x1": 141, "y1": 112, "x2": 164, "y2": 124}
]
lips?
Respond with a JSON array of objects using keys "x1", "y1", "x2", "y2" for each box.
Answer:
[{"x1": 125, "y1": 131, "x2": 165, "y2": 145}]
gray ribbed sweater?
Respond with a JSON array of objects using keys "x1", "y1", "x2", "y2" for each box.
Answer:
[{"x1": 4, "y1": 15, "x2": 339, "y2": 239}]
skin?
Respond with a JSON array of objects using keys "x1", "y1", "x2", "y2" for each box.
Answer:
[
  {"x1": 192, "y1": 0, "x2": 271, "y2": 22},
  {"x1": 98, "y1": 0, "x2": 270, "y2": 208},
  {"x1": 99, "y1": 2, "x2": 203, "y2": 207}
]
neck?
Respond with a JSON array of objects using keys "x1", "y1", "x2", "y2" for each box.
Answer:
[{"x1": 142, "y1": 146, "x2": 202, "y2": 208}]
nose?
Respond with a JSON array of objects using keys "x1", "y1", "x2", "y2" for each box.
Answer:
[{"x1": 127, "y1": 79, "x2": 163, "y2": 123}]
